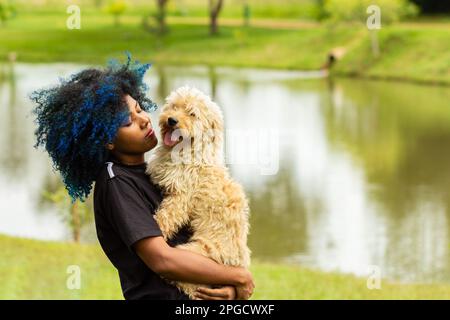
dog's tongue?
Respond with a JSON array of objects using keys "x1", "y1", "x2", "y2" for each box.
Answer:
[{"x1": 164, "y1": 131, "x2": 178, "y2": 147}]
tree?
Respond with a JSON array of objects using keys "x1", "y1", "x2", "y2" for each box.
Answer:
[
  {"x1": 315, "y1": 0, "x2": 327, "y2": 21},
  {"x1": 209, "y1": 0, "x2": 224, "y2": 35},
  {"x1": 0, "y1": 0, "x2": 16, "y2": 27},
  {"x1": 105, "y1": 0, "x2": 128, "y2": 26},
  {"x1": 42, "y1": 186, "x2": 93, "y2": 243},
  {"x1": 409, "y1": 0, "x2": 450, "y2": 14},
  {"x1": 243, "y1": 1, "x2": 250, "y2": 27},
  {"x1": 155, "y1": 0, "x2": 169, "y2": 34},
  {"x1": 142, "y1": 0, "x2": 169, "y2": 35},
  {"x1": 94, "y1": 0, "x2": 104, "y2": 8}
]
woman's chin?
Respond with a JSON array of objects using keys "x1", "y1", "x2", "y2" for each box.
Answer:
[{"x1": 147, "y1": 136, "x2": 158, "y2": 151}]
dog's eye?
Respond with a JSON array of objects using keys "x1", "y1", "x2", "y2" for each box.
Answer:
[{"x1": 190, "y1": 112, "x2": 196, "y2": 117}]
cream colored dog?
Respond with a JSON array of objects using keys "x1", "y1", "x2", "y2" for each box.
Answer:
[{"x1": 146, "y1": 86, "x2": 251, "y2": 299}]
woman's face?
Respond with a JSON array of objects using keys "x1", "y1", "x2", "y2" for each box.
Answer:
[{"x1": 109, "y1": 94, "x2": 157, "y2": 155}]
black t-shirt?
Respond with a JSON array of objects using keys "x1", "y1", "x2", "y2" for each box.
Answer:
[{"x1": 93, "y1": 156, "x2": 192, "y2": 300}]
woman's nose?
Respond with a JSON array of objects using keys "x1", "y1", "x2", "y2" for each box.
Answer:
[{"x1": 139, "y1": 113, "x2": 151, "y2": 128}]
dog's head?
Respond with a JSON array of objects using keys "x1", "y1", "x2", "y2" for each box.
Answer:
[{"x1": 159, "y1": 86, "x2": 224, "y2": 163}]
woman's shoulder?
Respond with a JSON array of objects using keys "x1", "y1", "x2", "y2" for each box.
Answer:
[
  {"x1": 101, "y1": 160, "x2": 150, "y2": 182},
  {"x1": 94, "y1": 161, "x2": 138, "y2": 190},
  {"x1": 95, "y1": 161, "x2": 163, "y2": 213},
  {"x1": 96, "y1": 161, "x2": 162, "y2": 196}
]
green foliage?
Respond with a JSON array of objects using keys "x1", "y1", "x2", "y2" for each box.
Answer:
[
  {"x1": 104, "y1": 0, "x2": 127, "y2": 25},
  {"x1": 410, "y1": 0, "x2": 450, "y2": 14},
  {"x1": 42, "y1": 186, "x2": 93, "y2": 243},
  {"x1": 105, "y1": 0, "x2": 127, "y2": 15},
  {"x1": 0, "y1": 0, "x2": 16, "y2": 26}
]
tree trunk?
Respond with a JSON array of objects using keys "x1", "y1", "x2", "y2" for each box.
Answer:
[
  {"x1": 243, "y1": 2, "x2": 250, "y2": 27},
  {"x1": 72, "y1": 201, "x2": 80, "y2": 243},
  {"x1": 370, "y1": 30, "x2": 380, "y2": 58},
  {"x1": 114, "y1": 14, "x2": 120, "y2": 27},
  {"x1": 209, "y1": 0, "x2": 223, "y2": 35},
  {"x1": 157, "y1": 0, "x2": 169, "y2": 34}
]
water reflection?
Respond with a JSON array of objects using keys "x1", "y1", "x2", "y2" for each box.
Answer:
[{"x1": 0, "y1": 63, "x2": 449, "y2": 283}]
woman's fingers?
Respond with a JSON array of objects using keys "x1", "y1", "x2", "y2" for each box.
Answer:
[
  {"x1": 194, "y1": 292, "x2": 224, "y2": 300},
  {"x1": 194, "y1": 286, "x2": 237, "y2": 300},
  {"x1": 197, "y1": 287, "x2": 228, "y2": 298}
]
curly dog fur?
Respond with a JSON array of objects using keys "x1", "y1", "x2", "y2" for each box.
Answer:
[{"x1": 146, "y1": 86, "x2": 251, "y2": 299}]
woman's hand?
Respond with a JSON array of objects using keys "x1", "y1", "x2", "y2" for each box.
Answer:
[
  {"x1": 234, "y1": 269, "x2": 255, "y2": 300},
  {"x1": 194, "y1": 286, "x2": 236, "y2": 300}
]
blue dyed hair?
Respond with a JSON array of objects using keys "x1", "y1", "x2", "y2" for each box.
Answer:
[{"x1": 30, "y1": 53, "x2": 157, "y2": 202}]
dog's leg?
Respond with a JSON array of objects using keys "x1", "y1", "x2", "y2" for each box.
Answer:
[
  {"x1": 175, "y1": 282, "x2": 198, "y2": 299},
  {"x1": 170, "y1": 239, "x2": 219, "y2": 299},
  {"x1": 154, "y1": 193, "x2": 190, "y2": 241}
]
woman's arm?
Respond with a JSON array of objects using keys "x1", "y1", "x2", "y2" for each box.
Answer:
[{"x1": 134, "y1": 236, "x2": 254, "y2": 299}]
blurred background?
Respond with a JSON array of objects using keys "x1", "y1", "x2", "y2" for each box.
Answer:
[{"x1": 1, "y1": 0, "x2": 450, "y2": 299}]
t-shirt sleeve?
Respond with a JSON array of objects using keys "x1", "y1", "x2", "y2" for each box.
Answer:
[{"x1": 104, "y1": 175, "x2": 163, "y2": 251}]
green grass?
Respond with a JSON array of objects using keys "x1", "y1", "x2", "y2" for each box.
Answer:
[
  {"x1": 1, "y1": 234, "x2": 450, "y2": 300},
  {"x1": 0, "y1": 12, "x2": 355, "y2": 70},
  {"x1": 15, "y1": 0, "x2": 321, "y2": 20},
  {"x1": 0, "y1": 11, "x2": 449, "y2": 84},
  {"x1": 334, "y1": 26, "x2": 450, "y2": 85}
]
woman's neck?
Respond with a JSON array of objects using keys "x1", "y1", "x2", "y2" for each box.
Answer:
[{"x1": 111, "y1": 152, "x2": 145, "y2": 166}]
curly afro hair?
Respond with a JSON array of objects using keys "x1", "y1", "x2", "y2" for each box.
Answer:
[{"x1": 30, "y1": 53, "x2": 157, "y2": 202}]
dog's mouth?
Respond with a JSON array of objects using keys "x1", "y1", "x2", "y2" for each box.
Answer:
[{"x1": 162, "y1": 128, "x2": 184, "y2": 147}]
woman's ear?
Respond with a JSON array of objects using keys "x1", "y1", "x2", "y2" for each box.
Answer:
[{"x1": 105, "y1": 142, "x2": 114, "y2": 151}]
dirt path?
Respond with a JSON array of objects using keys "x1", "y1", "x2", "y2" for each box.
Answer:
[
  {"x1": 167, "y1": 17, "x2": 319, "y2": 29},
  {"x1": 167, "y1": 16, "x2": 450, "y2": 31}
]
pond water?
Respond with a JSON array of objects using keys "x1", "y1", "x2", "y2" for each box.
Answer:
[{"x1": 1, "y1": 62, "x2": 450, "y2": 284}]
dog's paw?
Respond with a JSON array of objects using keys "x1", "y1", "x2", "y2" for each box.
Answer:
[{"x1": 154, "y1": 214, "x2": 174, "y2": 240}]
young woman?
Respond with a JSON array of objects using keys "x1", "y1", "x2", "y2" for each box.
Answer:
[{"x1": 31, "y1": 56, "x2": 254, "y2": 300}]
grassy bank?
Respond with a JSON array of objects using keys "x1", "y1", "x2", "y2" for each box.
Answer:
[
  {"x1": 0, "y1": 12, "x2": 355, "y2": 69},
  {"x1": 1, "y1": 234, "x2": 450, "y2": 299},
  {"x1": 0, "y1": 12, "x2": 449, "y2": 85},
  {"x1": 333, "y1": 25, "x2": 450, "y2": 85},
  {"x1": 1, "y1": 10, "x2": 450, "y2": 86}
]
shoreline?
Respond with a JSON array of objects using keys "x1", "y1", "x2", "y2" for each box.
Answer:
[{"x1": 2, "y1": 59, "x2": 450, "y2": 88}]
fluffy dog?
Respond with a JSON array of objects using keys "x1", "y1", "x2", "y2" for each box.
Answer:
[{"x1": 146, "y1": 86, "x2": 251, "y2": 299}]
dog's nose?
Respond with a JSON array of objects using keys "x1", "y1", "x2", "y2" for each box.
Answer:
[{"x1": 168, "y1": 117, "x2": 178, "y2": 127}]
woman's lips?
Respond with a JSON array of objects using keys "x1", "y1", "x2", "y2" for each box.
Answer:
[{"x1": 145, "y1": 128, "x2": 154, "y2": 138}]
